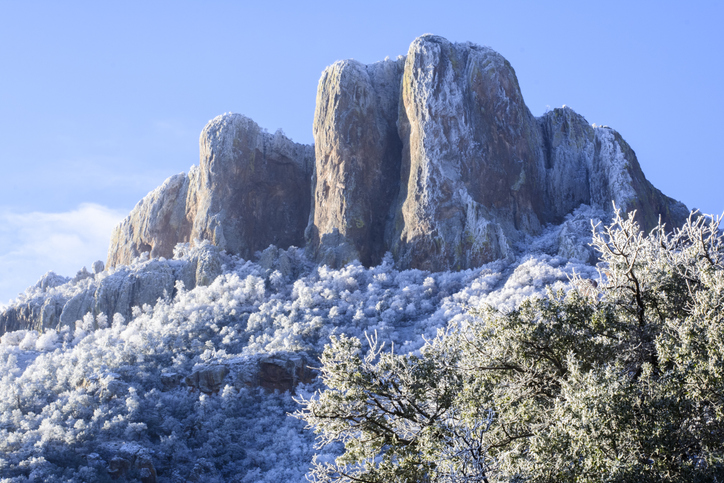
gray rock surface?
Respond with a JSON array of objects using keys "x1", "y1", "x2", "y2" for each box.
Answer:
[
  {"x1": 539, "y1": 106, "x2": 688, "y2": 229},
  {"x1": 389, "y1": 35, "x2": 544, "y2": 271},
  {"x1": 236, "y1": 353, "x2": 316, "y2": 393},
  {"x1": 185, "y1": 364, "x2": 230, "y2": 394},
  {"x1": 307, "y1": 57, "x2": 404, "y2": 267},
  {"x1": 107, "y1": 114, "x2": 314, "y2": 268},
  {"x1": 107, "y1": 172, "x2": 191, "y2": 269},
  {"x1": 182, "y1": 352, "x2": 315, "y2": 394},
  {"x1": 187, "y1": 114, "x2": 315, "y2": 260}
]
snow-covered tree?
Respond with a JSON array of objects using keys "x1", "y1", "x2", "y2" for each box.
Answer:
[{"x1": 297, "y1": 208, "x2": 724, "y2": 482}]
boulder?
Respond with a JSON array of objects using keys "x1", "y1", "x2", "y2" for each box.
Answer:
[
  {"x1": 108, "y1": 456, "x2": 131, "y2": 480},
  {"x1": 160, "y1": 372, "x2": 183, "y2": 391},
  {"x1": 108, "y1": 444, "x2": 157, "y2": 483},
  {"x1": 181, "y1": 353, "x2": 317, "y2": 395}
]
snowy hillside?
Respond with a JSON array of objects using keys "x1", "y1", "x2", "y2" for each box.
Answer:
[{"x1": 0, "y1": 207, "x2": 604, "y2": 482}]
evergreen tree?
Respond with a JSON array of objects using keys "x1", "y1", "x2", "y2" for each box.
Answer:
[{"x1": 296, "y1": 208, "x2": 724, "y2": 482}]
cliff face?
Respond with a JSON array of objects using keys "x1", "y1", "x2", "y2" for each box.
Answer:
[
  {"x1": 106, "y1": 34, "x2": 687, "y2": 272},
  {"x1": 307, "y1": 57, "x2": 405, "y2": 268},
  {"x1": 387, "y1": 36, "x2": 545, "y2": 270},
  {"x1": 107, "y1": 114, "x2": 314, "y2": 268}
]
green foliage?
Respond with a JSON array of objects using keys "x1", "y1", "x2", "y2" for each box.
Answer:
[{"x1": 296, "y1": 208, "x2": 724, "y2": 482}]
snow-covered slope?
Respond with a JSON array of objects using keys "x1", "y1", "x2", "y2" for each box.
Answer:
[{"x1": 0, "y1": 206, "x2": 604, "y2": 482}]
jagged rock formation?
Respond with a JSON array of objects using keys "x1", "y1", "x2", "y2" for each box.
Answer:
[
  {"x1": 107, "y1": 114, "x2": 314, "y2": 268},
  {"x1": 0, "y1": 244, "x2": 224, "y2": 335},
  {"x1": 104, "y1": 35, "x2": 687, "y2": 272},
  {"x1": 388, "y1": 36, "x2": 546, "y2": 270},
  {"x1": 306, "y1": 35, "x2": 687, "y2": 271},
  {"x1": 107, "y1": 173, "x2": 191, "y2": 268},
  {"x1": 538, "y1": 106, "x2": 688, "y2": 229},
  {"x1": 1, "y1": 35, "x2": 690, "y2": 336}
]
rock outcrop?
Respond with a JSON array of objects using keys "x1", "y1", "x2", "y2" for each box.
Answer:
[
  {"x1": 307, "y1": 57, "x2": 404, "y2": 267},
  {"x1": 308, "y1": 35, "x2": 687, "y2": 271},
  {"x1": 388, "y1": 36, "x2": 545, "y2": 270},
  {"x1": 104, "y1": 34, "x2": 687, "y2": 274},
  {"x1": 0, "y1": 244, "x2": 223, "y2": 335},
  {"x1": 107, "y1": 173, "x2": 191, "y2": 268},
  {"x1": 107, "y1": 114, "x2": 314, "y2": 268},
  {"x1": 182, "y1": 352, "x2": 316, "y2": 395},
  {"x1": 538, "y1": 106, "x2": 688, "y2": 229},
  {"x1": 188, "y1": 115, "x2": 315, "y2": 260}
]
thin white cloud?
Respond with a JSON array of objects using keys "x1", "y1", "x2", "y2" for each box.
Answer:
[{"x1": 0, "y1": 203, "x2": 127, "y2": 306}]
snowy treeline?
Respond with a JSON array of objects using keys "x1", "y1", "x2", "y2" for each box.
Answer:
[{"x1": 0, "y1": 206, "x2": 604, "y2": 482}]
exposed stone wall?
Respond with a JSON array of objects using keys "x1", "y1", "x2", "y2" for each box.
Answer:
[
  {"x1": 308, "y1": 57, "x2": 404, "y2": 267},
  {"x1": 105, "y1": 34, "x2": 687, "y2": 274}
]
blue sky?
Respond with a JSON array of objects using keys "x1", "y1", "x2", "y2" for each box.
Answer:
[{"x1": 1, "y1": 0, "x2": 722, "y2": 304}]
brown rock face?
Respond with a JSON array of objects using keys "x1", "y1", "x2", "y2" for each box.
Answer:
[
  {"x1": 105, "y1": 34, "x2": 687, "y2": 275},
  {"x1": 106, "y1": 114, "x2": 314, "y2": 267},
  {"x1": 182, "y1": 353, "x2": 316, "y2": 395},
  {"x1": 388, "y1": 35, "x2": 545, "y2": 271},
  {"x1": 185, "y1": 364, "x2": 230, "y2": 394},
  {"x1": 188, "y1": 114, "x2": 314, "y2": 260},
  {"x1": 308, "y1": 35, "x2": 686, "y2": 271},
  {"x1": 254, "y1": 355, "x2": 316, "y2": 392},
  {"x1": 308, "y1": 58, "x2": 404, "y2": 267}
]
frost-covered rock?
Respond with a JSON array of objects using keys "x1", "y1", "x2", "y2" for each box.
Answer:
[
  {"x1": 187, "y1": 114, "x2": 315, "y2": 260},
  {"x1": 390, "y1": 35, "x2": 543, "y2": 270},
  {"x1": 34, "y1": 271, "x2": 70, "y2": 291},
  {"x1": 539, "y1": 106, "x2": 688, "y2": 229},
  {"x1": 92, "y1": 260, "x2": 105, "y2": 274},
  {"x1": 236, "y1": 352, "x2": 316, "y2": 393},
  {"x1": 106, "y1": 35, "x2": 686, "y2": 274},
  {"x1": 185, "y1": 364, "x2": 229, "y2": 394},
  {"x1": 107, "y1": 172, "x2": 191, "y2": 269},
  {"x1": 107, "y1": 114, "x2": 315, "y2": 268}
]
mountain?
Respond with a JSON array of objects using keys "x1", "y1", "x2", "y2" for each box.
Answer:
[
  {"x1": 0, "y1": 35, "x2": 691, "y2": 482},
  {"x1": 107, "y1": 34, "x2": 686, "y2": 274}
]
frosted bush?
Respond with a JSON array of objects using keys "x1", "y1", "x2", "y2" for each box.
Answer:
[
  {"x1": 35, "y1": 330, "x2": 59, "y2": 351},
  {"x1": 96, "y1": 312, "x2": 108, "y2": 329},
  {"x1": 18, "y1": 330, "x2": 38, "y2": 351},
  {"x1": 1, "y1": 330, "x2": 28, "y2": 346}
]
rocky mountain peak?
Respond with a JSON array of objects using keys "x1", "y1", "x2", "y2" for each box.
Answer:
[
  {"x1": 106, "y1": 35, "x2": 687, "y2": 272},
  {"x1": 107, "y1": 113, "x2": 314, "y2": 268}
]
